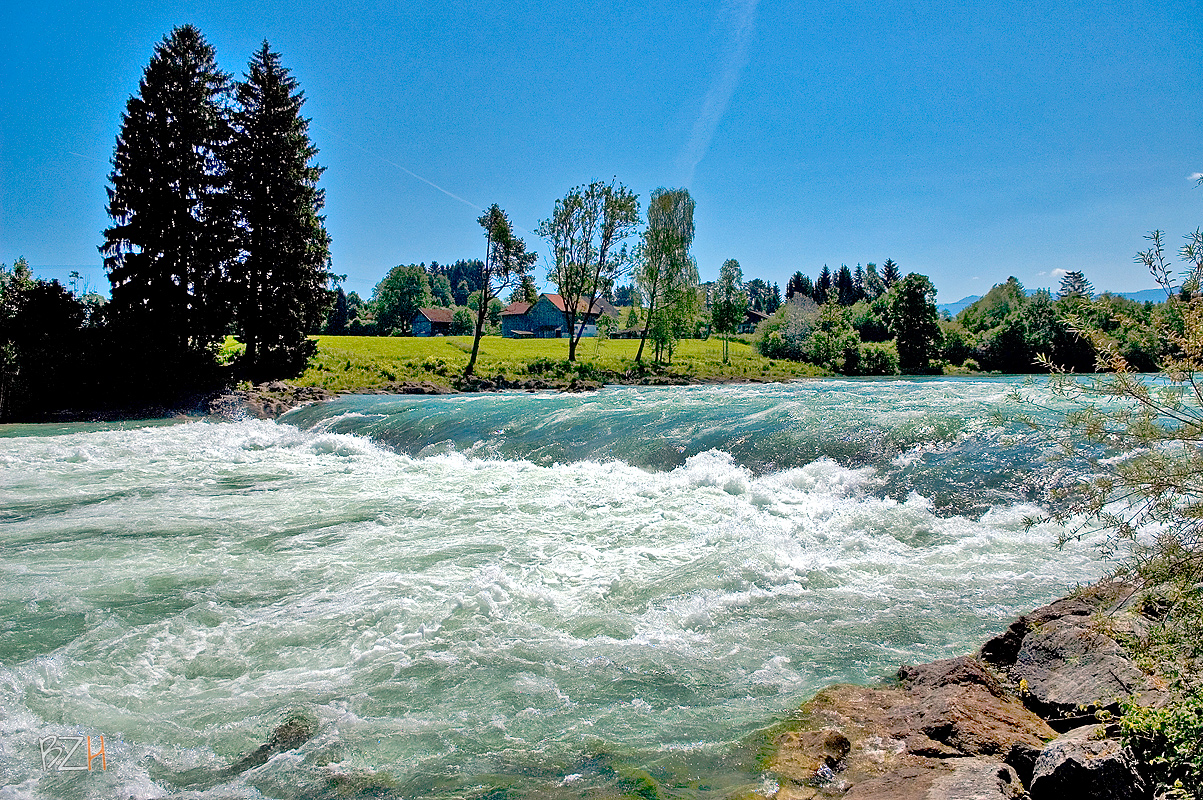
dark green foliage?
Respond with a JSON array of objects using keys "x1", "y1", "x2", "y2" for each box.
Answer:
[
  {"x1": 853, "y1": 264, "x2": 866, "y2": 300},
  {"x1": 953, "y1": 277, "x2": 1164, "y2": 373},
  {"x1": 835, "y1": 264, "x2": 856, "y2": 306},
  {"x1": 101, "y1": 25, "x2": 235, "y2": 367},
  {"x1": 815, "y1": 265, "x2": 832, "y2": 305},
  {"x1": 957, "y1": 276, "x2": 1026, "y2": 332},
  {"x1": 766, "y1": 282, "x2": 782, "y2": 313},
  {"x1": 887, "y1": 273, "x2": 942, "y2": 373},
  {"x1": 848, "y1": 299, "x2": 891, "y2": 343},
  {"x1": 786, "y1": 271, "x2": 806, "y2": 298},
  {"x1": 804, "y1": 303, "x2": 861, "y2": 372},
  {"x1": 745, "y1": 278, "x2": 773, "y2": 311},
  {"x1": 431, "y1": 273, "x2": 454, "y2": 307},
  {"x1": 450, "y1": 307, "x2": 474, "y2": 335},
  {"x1": 881, "y1": 258, "x2": 900, "y2": 288},
  {"x1": 430, "y1": 260, "x2": 484, "y2": 305},
  {"x1": 324, "y1": 287, "x2": 349, "y2": 334},
  {"x1": 864, "y1": 263, "x2": 885, "y2": 299},
  {"x1": 1123, "y1": 688, "x2": 1203, "y2": 798},
  {"x1": 939, "y1": 318, "x2": 974, "y2": 366},
  {"x1": 1057, "y1": 269, "x2": 1094, "y2": 299},
  {"x1": 853, "y1": 341, "x2": 900, "y2": 375},
  {"x1": 614, "y1": 283, "x2": 636, "y2": 306},
  {"x1": 1, "y1": 259, "x2": 90, "y2": 420},
  {"x1": 228, "y1": 41, "x2": 332, "y2": 376},
  {"x1": 372, "y1": 264, "x2": 431, "y2": 335}
]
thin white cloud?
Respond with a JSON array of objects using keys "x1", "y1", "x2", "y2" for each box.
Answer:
[
  {"x1": 1190, "y1": 172, "x2": 1203, "y2": 182},
  {"x1": 677, "y1": 0, "x2": 759, "y2": 186},
  {"x1": 1050, "y1": 268, "x2": 1070, "y2": 280},
  {"x1": 314, "y1": 123, "x2": 483, "y2": 212}
]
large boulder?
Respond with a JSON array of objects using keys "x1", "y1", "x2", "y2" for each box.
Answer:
[
  {"x1": 980, "y1": 596, "x2": 1101, "y2": 668},
  {"x1": 766, "y1": 657, "x2": 1056, "y2": 799},
  {"x1": 1029, "y1": 724, "x2": 1149, "y2": 800},
  {"x1": 926, "y1": 759, "x2": 1026, "y2": 800},
  {"x1": 1012, "y1": 617, "x2": 1156, "y2": 722}
]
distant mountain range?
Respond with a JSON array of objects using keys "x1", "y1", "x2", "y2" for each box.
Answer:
[{"x1": 937, "y1": 287, "x2": 1173, "y2": 317}]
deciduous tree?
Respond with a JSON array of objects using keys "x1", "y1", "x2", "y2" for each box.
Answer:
[
  {"x1": 635, "y1": 188, "x2": 697, "y2": 364},
  {"x1": 372, "y1": 264, "x2": 431, "y2": 335},
  {"x1": 887, "y1": 272, "x2": 941, "y2": 373},
  {"x1": 539, "y1": 180, "x2": 640, "y2": 361},
  {"x1": 431, "y1": 273, "x2": 454, "y2": 307},
  {"x1": 712, "y1": 259, "x2": 746, "y2": 363},
  {"x1": 466, "y1": 205, "x2": 536, "y2": 376}
]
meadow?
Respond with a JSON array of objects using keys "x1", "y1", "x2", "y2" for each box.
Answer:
[{"x1": 284, "y1": 334, "x2": 825, "y2": 393}]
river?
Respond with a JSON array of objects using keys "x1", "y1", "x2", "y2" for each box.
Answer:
[{"x1": 0, "y1": 378, "x2": 1105, "y2": 799}]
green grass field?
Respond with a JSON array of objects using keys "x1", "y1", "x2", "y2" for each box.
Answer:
[{"x1": 288, "y1": 335, "x2": 825, "y2": 393}]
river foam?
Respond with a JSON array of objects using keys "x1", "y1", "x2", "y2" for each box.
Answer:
[{"x1": 0, "y1": 379, "x2": 1104, "y2": 799}]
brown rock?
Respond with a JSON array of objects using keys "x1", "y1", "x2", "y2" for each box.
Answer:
[
  {"x1": 926, "y1": 759, "x2": 1025, "y2": 800},
  {"x1": 899, "y1": 656, "x2": 1006, "y2": 698},
  {"x1": 907, "y1": 682, "x2": 1056, "y2": 758},
  {"x1": 768, "y1": 669, "x2": 1055, "y2": 799}
]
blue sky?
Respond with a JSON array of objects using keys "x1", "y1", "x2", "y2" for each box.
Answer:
[{"x1": 2, "y1": 0, "x2": 1200, "y2": 303}]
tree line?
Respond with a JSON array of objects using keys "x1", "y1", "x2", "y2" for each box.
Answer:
[
  {"x1": 751, "y1": 262, "x2": 1190, "y2": 377},
  {"x1": 1, "y1": 26, "x2": 333, "y2": 419}
]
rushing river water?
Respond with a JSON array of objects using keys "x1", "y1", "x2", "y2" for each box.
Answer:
[{"x1": 0, "y1": 378, "x2": 1105, "y2": 799}]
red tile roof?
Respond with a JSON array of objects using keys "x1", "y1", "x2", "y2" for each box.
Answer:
[{"x1": 544, "y1": 294, "x2": 614, "y2": 316}]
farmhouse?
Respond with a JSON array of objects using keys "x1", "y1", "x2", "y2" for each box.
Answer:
[
  {"x1": 500, "y1": 293, "x2": 617, "y2": 338},
  {"x1": 411, "y1": 307, "x2": 454, "y2": 336},
  {"x1": 738, "y1": 308, "x2": 771, "y2": 334}
]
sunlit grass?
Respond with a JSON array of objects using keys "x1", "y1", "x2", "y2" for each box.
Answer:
[{"x1": 291, "y1": 335, "x2": 824, "y2": 392}]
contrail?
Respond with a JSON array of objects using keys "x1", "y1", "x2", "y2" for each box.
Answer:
[
  {"x1": 314, "y1": 123, "x2": 483, "y2": 213},
  {"x1": 678, "y1": 0, "x2": 759, "y2": 186}
]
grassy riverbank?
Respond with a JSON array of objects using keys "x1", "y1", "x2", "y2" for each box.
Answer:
[{"x1": 264, "y1": 335, "x2": 827, "y2": 393}]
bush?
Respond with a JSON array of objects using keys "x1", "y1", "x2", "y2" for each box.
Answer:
[
  {"x1": 1122, "y1": 688, "x2": 1203, "y2": 797},
  {"x1": 853, "y1": 341, "x2": 900, "y2": 375},
  {"x1": 450, "y1": 307, "x2": 474, "y2": 336},
  {"x1": 755, "y1": 300, "x2": 814, "y2": 361}
]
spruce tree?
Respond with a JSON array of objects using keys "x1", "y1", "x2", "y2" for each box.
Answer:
[
  {"x1": 101, "y1": 25, "x2": 235, "y2": 367},
  {"x1": 229, "y1": 42, "x2": 332, "y2": 376},
  {"x1": 1056, "y1": 270, "x2": 1094, "y2": 299},
  {"x1": 815, "y1": 265, "x2": 832, "y2": 304},
  {"x1": 881, "y1": 258, "x2": 901, "y2": 288}
]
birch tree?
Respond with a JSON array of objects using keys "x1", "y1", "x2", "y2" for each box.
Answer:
[
  {"x1": 538, "y1": 180, "x2": 640, "y2": 361},
  {"x1": 635, "y1": 188, "x2": 697, "y2": 364},
  {"x1": 466, "y1": 205, "x2": 535, "y2": 377}
]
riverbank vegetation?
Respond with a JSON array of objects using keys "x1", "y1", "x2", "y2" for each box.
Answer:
[
  {"x1": 290, "y1": 335, "x2": 824, "y2": 394},
  {"x1": 1008, "y1": 227, "x2": 1203, "y2": 798}
]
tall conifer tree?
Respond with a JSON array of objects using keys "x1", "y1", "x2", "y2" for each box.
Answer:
[
  {"x1": 101, "y1": 25, "x2": 234, "y2": 362},
  {"x1": 229, "y1": 42, "x2": 332, "y2": 375}
]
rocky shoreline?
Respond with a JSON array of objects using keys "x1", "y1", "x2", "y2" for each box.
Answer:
[
  {"x1": 763, "y1": 580, "x2": 1163, "y2": 799},
  {"x1": 210, "y1": 373, "x2": 783, "y2": 420}
]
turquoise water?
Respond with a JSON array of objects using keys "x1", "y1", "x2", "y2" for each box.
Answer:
[{"x1": 0, "y1": 379, "x2": 1104, "y2": 799}]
